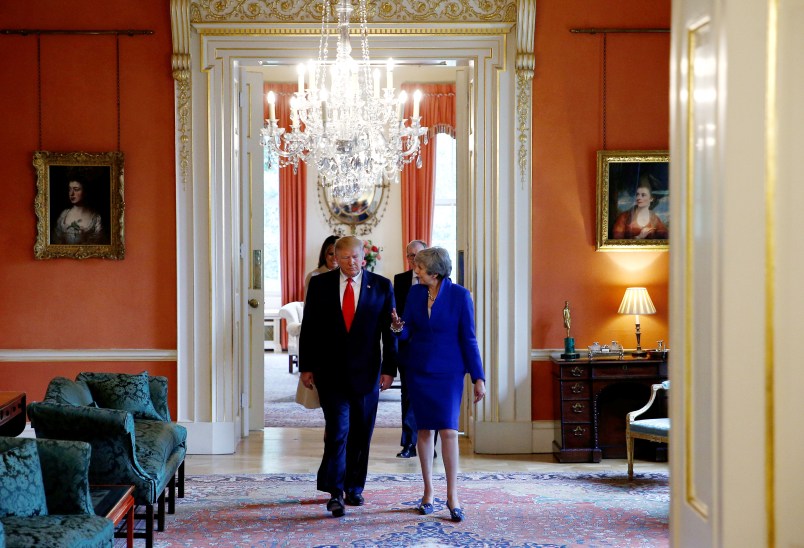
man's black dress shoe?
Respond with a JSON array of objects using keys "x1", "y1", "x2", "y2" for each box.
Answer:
[
  {"x1": 326, "y1": 495, "x2": 345, "y2": 517},
  {"x1": 396, "y1": 445, "x2": 417, "y2": 458},
  {"x1": 345, "y1": 492, "x2": 364, "y2": 506}
]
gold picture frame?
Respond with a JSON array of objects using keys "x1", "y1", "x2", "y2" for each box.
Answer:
[
  {"x1": 33, "y1": 151, "x2": 125, "y2": 260},
  {"x1": 596, "y1": 150, "x2": 670, "y2": 251}
]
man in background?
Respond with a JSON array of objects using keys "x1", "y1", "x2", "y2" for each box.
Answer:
[
  {"x1": 299, "y1": 236, "x2": 397, "y2": 517},
  {"x1": 392, "y1": 239, "x2": 427, "y2": 458}
]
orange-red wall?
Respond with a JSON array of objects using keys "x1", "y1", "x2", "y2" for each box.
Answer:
[
  {"x1": 0, "y1": 1, "x2": 669, "y2": 428},
  {"x1": 531, "y1": 1, "x2": 671, "y2": 420},
  {"x1": 0, "y1": 2, "x2": 177, "y2": 415}
]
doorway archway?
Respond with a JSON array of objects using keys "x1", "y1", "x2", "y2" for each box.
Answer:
[{"x1": 170, "y1": 0, "x2": 535, "y2": 455}]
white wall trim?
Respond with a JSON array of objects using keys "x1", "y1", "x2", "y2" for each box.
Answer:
[
  {"x1": 474, "y1": 419, "x2": 557, "y2": 454},
  {"x1": 474, "y1": 420, "x2": 532, "y2": 453},
  {"x1": 180, "y1": 421, "x2": 237, "y2": 454},
  {"x1": 532, "y1": 420, "x2": 559, "y2": 454},
  {"x1": 530, "y1": 348, "x2": 561, "y2": 360},
  {"x1": 0, "y1": 349, "x2": 178, "y2": 362}
]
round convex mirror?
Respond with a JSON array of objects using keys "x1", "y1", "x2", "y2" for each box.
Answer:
[{"x1": 319, "y1": 176, "x2": 389, "y2": 229}]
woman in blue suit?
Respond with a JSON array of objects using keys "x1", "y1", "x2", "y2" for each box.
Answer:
[{"x1": 390, "y1": 246, "x2": 486, "y2": 522}]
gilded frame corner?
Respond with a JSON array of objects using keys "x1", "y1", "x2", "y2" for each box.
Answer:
[
  {"x1": 33, "y1": 151, "x2": 125, "y2": 260},
  {"x1": 596, "y1": 150, "x2": 670, "y2": 251}
]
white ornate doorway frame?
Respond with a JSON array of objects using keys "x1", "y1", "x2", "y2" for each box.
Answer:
[{"x1": 170, "y1": 0, "x2": 535, "y2": 454}]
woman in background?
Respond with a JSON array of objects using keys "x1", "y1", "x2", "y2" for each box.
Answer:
[
  {"x1": 304, "y1": 235, "x2": 338, "y2": 300},
  {"x1": 390, "y1": 246, "x2": 485, "y2": 522},
  {"x1": 612, "y1": 173, "x2": 668, "y2": 240}
]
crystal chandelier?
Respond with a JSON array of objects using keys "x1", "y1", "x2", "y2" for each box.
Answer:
[{"x1": 260, "y1": 0, "x2": 428, "y2": 200}]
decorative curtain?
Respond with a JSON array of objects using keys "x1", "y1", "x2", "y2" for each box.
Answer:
[
  {"x1": 265, "y1": 83, "x2": 307, "y2": 347},
  {"x1": 400, "y1": 83, "x2": 456, "y2": 256}
]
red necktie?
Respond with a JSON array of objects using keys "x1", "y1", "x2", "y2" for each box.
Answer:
[{"x1": 343, "y1": 278, "x2": 355, "y2": 331}]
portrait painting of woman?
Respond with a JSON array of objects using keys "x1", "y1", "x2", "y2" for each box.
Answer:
[
  {"x1": 51, "y1": 177, "x2": 108, "y2": 245},
  {"x1": 596, "y1": 151, "x2": 669, "y2": 250},
  {"x1": 611, "y1": 173, "x2": 668, "y2": 240},
  {"x1": 34, "y1": 151, "x2": 125, "y2": 260}
]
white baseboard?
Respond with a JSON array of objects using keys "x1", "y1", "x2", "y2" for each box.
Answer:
[
  {"x1": 531, "y1": 420, "x2": 559, "y2": 453},
  {"x1": 472, "y1": 420, "x2": 557, "y2": 454},
  {"x1": 180, "y1": 421, "x2": 237, "y2": 454}
]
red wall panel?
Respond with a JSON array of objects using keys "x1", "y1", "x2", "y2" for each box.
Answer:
[
  {"x1": 0, "y1": 1, "x2": 177, "y2": 410},
  {"x1": 531, "y1": 1, "x2": 671, "y2": 420}
]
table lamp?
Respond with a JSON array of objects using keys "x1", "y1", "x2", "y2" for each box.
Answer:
[{"x1": 617, "y1": 287, "x2": 656, "y2": 357}]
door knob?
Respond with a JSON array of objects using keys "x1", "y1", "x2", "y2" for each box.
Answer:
[{"x1": 248, "y1": 298, "x2": 259, "y2": 309}]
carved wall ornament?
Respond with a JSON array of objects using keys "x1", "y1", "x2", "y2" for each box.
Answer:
[{"x1": 190, "y1": 0, "x2": 517, "y2": 23}]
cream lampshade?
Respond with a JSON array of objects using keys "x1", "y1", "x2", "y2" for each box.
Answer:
[{"x1": 618, "y1": 287, "x2": 656, "y2": 357}]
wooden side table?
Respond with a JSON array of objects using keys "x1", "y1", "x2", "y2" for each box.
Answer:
[
  {"x1": 264, "y1": 309, "x2": 281, "y2": 351},
  {"x1": 0, "y1": 392, "x2": 26, "y2": 436},
  {"x1": 91, "y1": 485, "x2": 135, "y2": 548}
]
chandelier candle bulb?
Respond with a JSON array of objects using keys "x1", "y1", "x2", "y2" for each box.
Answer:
[
  {"x1": 413, "y1": 89, "x2": 422, "y2": 119},
  {"x1": 386, "y1": 59, "x2": 394, "y2": 89},
  {"x1": 373, "y1": 69, "x2": 381, "y2": 98},
  {"x1": 297, "y1": 64, "x2": 305, "y2": 94},
  {"x1": 266, "y1": 91, "x2": 276, "y2": 122},
  {"x1": 397, "y1": 90, "x2": 407, "y2": 121},
  {"x1": 289, "y1": 97, "x2": 298, "y2": 127},
  {"x1": 307, "y1": 60, "x2": 316, "y2": 89}
]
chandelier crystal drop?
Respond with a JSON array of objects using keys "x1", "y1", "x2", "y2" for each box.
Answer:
[{"x1": 259, "y1": 0, "x2": 428, "y2": 200}]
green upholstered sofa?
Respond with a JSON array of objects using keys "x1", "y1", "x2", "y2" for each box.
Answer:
[
  {"x1": 27, "y1": 372, "x2": 187, "y2": 548},
  {"x1": 0, "y1": 437, "x2": 114, "y2": 548}
]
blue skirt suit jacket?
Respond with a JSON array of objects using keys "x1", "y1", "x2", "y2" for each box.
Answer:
[{"x1": 397, "y1": 277, "x2": 485, "y2": 430}]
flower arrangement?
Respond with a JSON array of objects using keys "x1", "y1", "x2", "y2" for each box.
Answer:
[{"x1": 362, "y1": 239, "x2": 382, "y2": 271}]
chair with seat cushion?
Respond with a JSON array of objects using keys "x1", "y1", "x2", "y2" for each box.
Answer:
[
  {"x1": 0, "y1": 436, "x2": 114, "y2": 548},
  {"x1": 27, "y1": 372, "x2": 186, "y2": 548},
  {"x1": 626, "y1": 380, "x2": 670, "y2": 479},
  {"x1": 278, "y1": 301, "x2": 304, "y2": 373}
]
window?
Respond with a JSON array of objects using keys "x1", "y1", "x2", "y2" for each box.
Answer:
[
  {"x1": 430, "y1": 132, "x2": 457, "y2": 265},
  {"x1": 263, "y1": 155, "x2": 281, "y2": 309}
]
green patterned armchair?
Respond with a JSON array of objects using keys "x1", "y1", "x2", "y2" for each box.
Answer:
[
  {"x1": 0, "y1": 437, "x2": 113, "y2": 548},
  {"x1": 27, "y1": 372, "x2": 186, "y2": 548}
]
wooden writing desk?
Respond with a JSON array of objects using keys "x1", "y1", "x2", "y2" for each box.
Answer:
[{"x1": 551, "y1": 354, "x2": 668, "y2": 463}]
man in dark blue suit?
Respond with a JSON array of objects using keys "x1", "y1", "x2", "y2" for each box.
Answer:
[
  {"x1": 299, "y1": 236, "x2": 398, "y2": 517},
  {"x1": 392, "y1": 239, "x2": 427, "y2": 458}
]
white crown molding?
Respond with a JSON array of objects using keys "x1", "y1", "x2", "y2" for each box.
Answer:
[{"x1": 0, "y1": 349, "x2": 178, "y2": 362}]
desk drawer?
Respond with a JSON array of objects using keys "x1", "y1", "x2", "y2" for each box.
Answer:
[
  {"x1": 593, "y1": 362, "x2": 658, "y2": 378},
  {"x1": 560, "y1": 381, "x2": 589, "y2": 399},
  {"x1": 562, "y1": 424, "x2": 592, "y2": 448},
  {"x1": 557, "y1": 364, "x2": 589, "y2": 379},
  {"x1": 561, "y1": 400, "x2": 591, "y2": 422}
]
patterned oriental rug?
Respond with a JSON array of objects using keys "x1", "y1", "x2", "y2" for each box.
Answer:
[{"x1": 140, "y1": 472, "x2": 669, "y2": 547}]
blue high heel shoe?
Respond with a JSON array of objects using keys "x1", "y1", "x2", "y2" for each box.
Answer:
[
  {"x1": 447, "y1": 503, "x2": 464, "y2": 522},
  {"x1": 417, "y1": 501, "x2": 434, "y2": 515}
]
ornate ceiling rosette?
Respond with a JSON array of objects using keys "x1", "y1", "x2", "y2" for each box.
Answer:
[{"x1": 190, "y1": 0, "x2": 518, "y2": 23}]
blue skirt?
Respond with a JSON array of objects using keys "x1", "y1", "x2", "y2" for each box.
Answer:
[{"x1": 407, "y1": 369, "x2": 465, "y2": 431}]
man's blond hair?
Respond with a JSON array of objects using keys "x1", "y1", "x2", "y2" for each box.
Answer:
[{"x1": 334, "y1": 236, "x2": 363, "y2": 253}]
